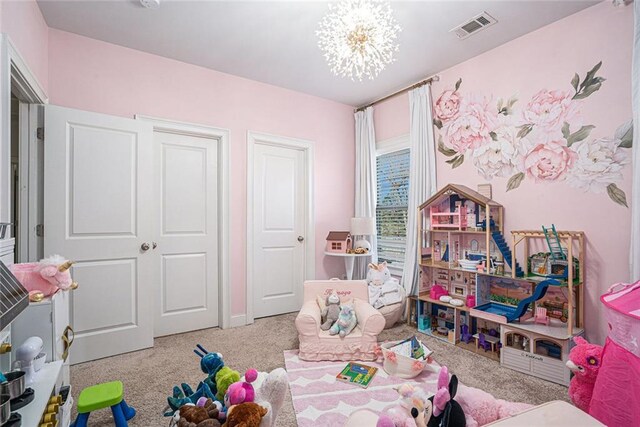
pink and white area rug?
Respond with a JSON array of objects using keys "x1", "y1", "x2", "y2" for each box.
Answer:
[{"x1": 284, "y1": 350, "x2": 441, "y2": 427}]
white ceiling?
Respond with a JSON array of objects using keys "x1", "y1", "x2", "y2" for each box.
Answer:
[{"x1": 37, "y1": 0, "x2": 600, "y2": 106}]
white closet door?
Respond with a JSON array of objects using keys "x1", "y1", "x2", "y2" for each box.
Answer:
[
  {"x1": 252, "y1": 142, "x2": 306, "y2": 318},
  {"x1": 44, "y1": 105, "x2": 155, "y2": 364},
  {"x1": 154, "y1": 131, "x2": 218, "y2": 337}
]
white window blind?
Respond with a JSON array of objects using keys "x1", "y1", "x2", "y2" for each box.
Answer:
[{"x1": 376, "y1": 148, "x2": 410, "y2": 274}]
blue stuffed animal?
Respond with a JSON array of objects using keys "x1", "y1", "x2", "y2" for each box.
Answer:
[{"x1": 165, "y1": 381, "x2": 217, "y2": 416}]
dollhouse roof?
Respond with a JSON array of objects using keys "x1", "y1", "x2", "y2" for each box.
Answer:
[
  {"x1": 326, "y1": 231, "x2": 351, "y2": 241},
  {"x1": 419, "y1": 184, "x2": 502, "y2": 209}
]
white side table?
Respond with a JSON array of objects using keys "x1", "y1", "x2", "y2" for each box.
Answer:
[{"x1": 324, "y1": 252, "x2": 372, "y2": 280}]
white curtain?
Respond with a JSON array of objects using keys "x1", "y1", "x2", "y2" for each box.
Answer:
[
  {"x1": 402, "y1": 84, "x2": 438, "y2": 295},
  {"x1": 354, "y1": 107, "x2": 378, "y2": 279},
  {"x1": 631, "y1": 0, "x2": 640, "y2": 282}
]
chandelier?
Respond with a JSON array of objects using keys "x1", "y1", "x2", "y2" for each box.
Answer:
[{"x1": 317, "y1": 0, "x2": 401, "y2": 81}]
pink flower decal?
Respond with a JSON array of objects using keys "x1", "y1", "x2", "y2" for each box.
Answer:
[
  {"x1": 412, "y1": 360, "x2": 424, "y2": 372},
  {"x1": 522, "y1": 140, "x2": 576, "y2": 182},
  {"x1": 444, "y1": 95, "x2": 497, "y2": 153},
  {"x1": 523, "y1": 89, "x2": 580, "y2": 134},
  {"x1": 386, "y1": 351, "x2": 397, "y2": 364},
  {"x1": 435, "y1": 89, "x2": 461, "y2": 122}
]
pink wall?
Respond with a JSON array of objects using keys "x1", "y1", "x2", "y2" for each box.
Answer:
[
  {"x1": 376, "y1": 2, "x2": 634, "y2": 344},
  {"x1": 47, "y1": 29, "x2": 355, "y2": 317},
  {"x1": 0, "y1": 0, "x2": 49, "y2": 93}
]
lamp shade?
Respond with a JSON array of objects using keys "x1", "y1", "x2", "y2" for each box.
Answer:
[{"x1": 350, "y1": 217, "x2": 375, "y2": 236}]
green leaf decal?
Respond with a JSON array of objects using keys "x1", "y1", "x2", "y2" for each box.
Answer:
[
  {"x1": 455, "y1": 78, "x2": 462, "y2": 91},
  {"x1": 489, "y1": 131, "x2": 498, "y2": 141},
  {"x1": 580, "y1": 61, "x2": 602, "y2": 90},
  {"x1": 446, "y1": 154, "x2": 465, "y2": 168},
  {"x1": 517, "y1": 124, "x2": 533, "y2": 139},
  {"x1": 617, "y1": 121, "x2": 633, "y2": 148},
  {"x1": 433, "y1": 118, "x2": 443, "y2": 129},
  {"x1": 573, "y1": 82, "x2": 602, "y2": 100},
  {"x1": 561, "y1": 122, "x2": 570, "y2": 139},
  {"x1": 506, "y1": 172, "x2": 525, "y2": 192},
  {"x1": 607, "y1": 183, "x2": 628, "y2": 207},
  {"x1": 571, "y1": 73, "x2": 580, "y2": 92},
  {"x1": 567, "y1": 125, "x2": 595, "y2": 146},
  {"x1": 438, "y1": 136, "x2": 457, "y2": 157}
]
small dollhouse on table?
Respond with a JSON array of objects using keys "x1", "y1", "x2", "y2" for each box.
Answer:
[{"x1": 407, "y1": 184, "x2": 585, "y2": 385}]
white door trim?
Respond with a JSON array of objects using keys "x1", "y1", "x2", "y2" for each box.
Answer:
[
  {"x1": 246, "y1": 131, "x2": 315, "y2": 325},
  {"x1": 135, "y1": 115, "x2": 232, "y2": 329},
  {"x1": 0, "y1": 33, "x2": 47, "y2": 233}
]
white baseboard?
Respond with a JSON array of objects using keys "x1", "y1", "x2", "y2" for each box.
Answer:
[{"x1": 230, "y1": 314, "x2": 247, "y2": 328}]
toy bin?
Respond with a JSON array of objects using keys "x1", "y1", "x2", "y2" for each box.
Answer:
[
  {"x1": 589, "y1": 281, "x2": 640, "y2": 426},
  {"x1": 380, "y1": 340, "x2": 431, "y2": 379}
]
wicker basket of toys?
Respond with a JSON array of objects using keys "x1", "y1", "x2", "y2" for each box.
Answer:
[{"x1": 380, "y1": 337, "x2": 433, "y2": 379}]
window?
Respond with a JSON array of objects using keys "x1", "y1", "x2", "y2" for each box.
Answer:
[{"x1": 376, "y1": 146, "x2": 410, "y2": 276}]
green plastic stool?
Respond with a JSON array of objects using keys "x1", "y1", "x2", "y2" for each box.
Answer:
[{"x1": 71, "y1": 381, "x2": 136, "y2": 427}]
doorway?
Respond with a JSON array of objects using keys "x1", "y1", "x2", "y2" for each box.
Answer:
[{"x1": 247, "y1": 132, "x2": 315, "y2": 322}]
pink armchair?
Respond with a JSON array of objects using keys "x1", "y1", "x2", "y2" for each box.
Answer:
[{"x1": 295, "y1": 279, "x2": 385, "y2": 361}]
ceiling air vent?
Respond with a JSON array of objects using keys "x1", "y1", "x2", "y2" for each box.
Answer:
[{"x1": 451, "y1": 12, "x2": 497, "y2": 40}]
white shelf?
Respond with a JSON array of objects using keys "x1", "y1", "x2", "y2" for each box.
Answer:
[
  {"x1": 16, "y1": 360, "x2": 63, "y2": 427},
  {"x1": 323, "y1": 251, "x2": 372, "y2": 257}
]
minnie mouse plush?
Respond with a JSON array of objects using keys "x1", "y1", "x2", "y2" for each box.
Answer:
[{"x1": 428, "y1": 367, "x2": 466, "y2": 427}]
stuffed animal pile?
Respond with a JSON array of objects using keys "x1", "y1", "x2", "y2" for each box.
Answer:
[
  {"x1": 166, "y1": 345, "x2": 289, "y2": 427},
  {"x1": 374, "y1": 366, "x2": 533, "y2": 427},
  {"x1": 318, "y1": 291, "x2": 358, "y2": 337},
  {"x1": 367, "y1": 262, "x2": 404, "y2": 309}
]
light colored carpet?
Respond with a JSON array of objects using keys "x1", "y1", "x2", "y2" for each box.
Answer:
[{"x1": 70, "y1": 313, "x2": 570, "y2": 426}]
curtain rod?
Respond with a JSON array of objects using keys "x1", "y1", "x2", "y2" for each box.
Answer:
[{"x1": 354, "y1": 74, "x2": 440, "y2": 112}]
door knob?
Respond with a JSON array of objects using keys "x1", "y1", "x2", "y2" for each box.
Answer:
[
  {"x1": 141, "y1": 242, "x2": 150, "y2": 251},
  {"x1": 297, "y1": 236, "x2": 304, "y2": 242}
]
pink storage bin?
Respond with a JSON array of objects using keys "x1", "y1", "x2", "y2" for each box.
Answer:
[{"x1": 589, "y1": 281, "x2": 640, "y2": 426}]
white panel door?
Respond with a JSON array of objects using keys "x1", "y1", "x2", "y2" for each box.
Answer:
[
  {"x1": 44, "y1": 105, "x2": 154, "y2": 364},
  {"x1": 154, "y1": 131, "x2": 218, "y2": 336},
  {"x1": 252, "y1": 143, "x2": 306, "y2": 318}
]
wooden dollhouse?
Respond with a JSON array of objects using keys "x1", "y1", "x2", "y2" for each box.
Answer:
[
  {"x1": 325, "y1": 231, "x2": 352, "y2": 253},
  {"x1": 408, "y1": 184, "x2": 585, "y2": 385}
]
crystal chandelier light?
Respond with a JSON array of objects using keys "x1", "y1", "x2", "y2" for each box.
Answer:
[{"x1": 317, "y1": 0, "x2": 401, "y2": 81}]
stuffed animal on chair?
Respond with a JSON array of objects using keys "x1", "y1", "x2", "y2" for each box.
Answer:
[
  {"x1": 566, "y1": 336, "x2": 603, "y2": 412},
  {"x1": 329, "y1": 304, "x2": 357, "y2": 337},
  {"x1": 321, "y1": 291, "x2": 341, "y2": 331},
  {"x1": 10, "y1": 255, "x2": 78, "y2": 302}
]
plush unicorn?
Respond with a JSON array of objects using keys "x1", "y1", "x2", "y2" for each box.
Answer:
[
  {"x1": 10, "y1": 255, "x2": 77, "y2": 302},
  {"x1": 566, "y1": 336, "x2": 603, "y2": 412},
  {"x1": 329, "y1": 304, "x2": 357, "y2": 337},
  {"x1": 367, "y1": 261, "x2": 392, "y2": 286},
  {"x1": 367, "y1": 262, "x2": 403, "y2": 309}
]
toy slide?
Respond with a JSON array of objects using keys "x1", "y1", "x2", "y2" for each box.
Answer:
[
  {"x1": 505, "y1": 279, "x2": 559, "y2": 322},
  {"x1": 491, "y1": 231, "x2": 523, "y2": 277}
]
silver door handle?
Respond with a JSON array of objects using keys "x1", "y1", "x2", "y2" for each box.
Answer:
[
  {"x1": 141, "y1": 242, "x2": 150, "y2": 251},
  {"x1": 297, "y1": 236, "x2": 304, "y2": 242}
]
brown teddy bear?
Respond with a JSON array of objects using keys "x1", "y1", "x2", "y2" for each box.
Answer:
[
  {"x1": 223, "y1": 402, "x2": 268, "y2": 427},
  {"x1": 177, "y1": 398, "x2": 222, "y2": 427}
]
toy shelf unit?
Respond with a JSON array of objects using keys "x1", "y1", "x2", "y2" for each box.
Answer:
[{"x1": 413, "y1": 184, "x2": 587, "y2": 385}]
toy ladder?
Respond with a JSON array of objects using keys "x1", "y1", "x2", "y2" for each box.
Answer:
[{"x1": 542, "y1": 224, "x2": 566, "y2": 260}]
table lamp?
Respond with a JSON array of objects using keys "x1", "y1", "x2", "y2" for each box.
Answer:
[{"x1": 350, "y1": 217, "x2": 375, "y2": 251}]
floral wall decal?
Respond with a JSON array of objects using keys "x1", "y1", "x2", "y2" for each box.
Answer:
[{"x1": 434, "y1": 62, "x2": 633, "y2": 207}]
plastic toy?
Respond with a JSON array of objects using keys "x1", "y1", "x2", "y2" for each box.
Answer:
[
  {"x1": 10, "y1": 255, "x2": 78, "y2": 302},
  {"x1": 565, "y1": 336, "x2": 603, "y2": 412},
  {"x1": 429, "y1": 285, "x2": 448, "y2": 300},
  {"x1": 534, "y1": 307, "x2": 550, "y2": 326}
]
